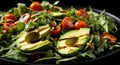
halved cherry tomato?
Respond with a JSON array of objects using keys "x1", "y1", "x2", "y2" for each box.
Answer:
[
  {"x1": 78, "y1": 9, "x2": 89, "y2": 19},
  {"x1": 19, "y1": 13, "x2": 31, "y2": 23},
  {"x1": 50, "y1": 24, "x2": 61, "y2": 36},
  {"x1": 3, "y1": 22, "x2": 15, "y2": 32},
  {"x1": 62, "y1": 17, "x2": 75, "y2": 30},
  {"x1": 74, "y1": 20, "x2": 87, "y2": 30},
  {"x1": 30, "y1": 2, "x2": 43, "y2": 11},
  {"x1": 4, "y1": 13, "x2": 16, "y2": 22},
  {"x1": 100, "y1": 33, "x2": 117, "y2": 42}
]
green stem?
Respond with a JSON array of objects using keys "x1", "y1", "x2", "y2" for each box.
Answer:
[
  {"x1": 34, "y1": 56, "x2": 62, "y2": 63},
  {"x1": 89, "y1": 34, "x2": 94, "y2": 43},
  {"x1": 56, "y1": 56, "x2": 77, "y2": 64},
  {"x1": 83, "y1": 35, "x2": 94, "y2": 51},
  {"x1": 12, "y1": 30, "x2": 26, "y2": 41}
]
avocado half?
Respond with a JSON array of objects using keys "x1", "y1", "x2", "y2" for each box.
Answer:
[
  {"x1": 57, "y1": 28, "x2": 90, "y2": 56},
  {"x1": 16, "y1": 24, "x2": 51, "y2": 52}
]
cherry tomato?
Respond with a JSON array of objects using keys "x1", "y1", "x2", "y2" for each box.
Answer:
[
  {"x1": 30, "y1": 2, "x2": 43, "y2": 11},
  {"x1": 74, "y1": 20, "x2": 87, "y2": 30},
  {"x1": 50, "y1": 24, "x2": 61, "y2": 36},
  {"x1": 4, "y1": 13, "x2": 16, "y2": 22},
  {"x1": 78, "y1": 9, "x2": 89, "y2": 19},
  {"x1": 100, "y1": 33, "x2": 117, "y2": 42},
  {"x1": 3, "y1": 22, "x2": 15, "y2": 32},
  {"x1": 19, "y1": 13, "x2": 31, "y2": 23},
  {"x1": 62, "y1": 17, "x2": 75, "y2": 30}
]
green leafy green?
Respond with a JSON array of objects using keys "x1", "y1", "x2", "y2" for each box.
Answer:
[
  {"x1": 0, "y1": 11, "x2": 5, "y2": 24},
  {"x1": 16, "y1": 22, "x2": 25, "y2": 32},
  {"x1": 41, "y1": 1, "x2": 62, "y2": 12},
  {"x1": 56, "y1": 56, "x2": 77, "y2": 64},
  {"x1": 1, "y1": 48, "x2": 27, "y2": 62},
  {"x1": 66, "y1": 7, "x2": 78, "y2": 18},
  {"x1": 8, "y1": 3, "x2": 32, "y2": 18},
  {"x1": 79, "y1": 51, "x2": 96, "y2": 58},
  {"x1": 0, "y1": 25, "x2": 3, "y2": 34},
  {"x1": 41, "y1": 1, "x2": 53, "y2": 10},
  {"x1": 38, "y1": 12, "x2": 52, "y2": 24},
  {"x1": 0, "y1": 1, "x2": 120, "y2": 64}
]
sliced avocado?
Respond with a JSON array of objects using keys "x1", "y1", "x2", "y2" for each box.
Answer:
[
  {"x1": 25, "y1": 24, "x2": 50, "y2": 43},
  {"x1": 57, "y1": 28, "x2": 90, "y2": 56},
  {"x1": 51, "y1": 12, "x2": 66, "y2": 19},
  {"x1": 16, "y1": 24, "x2": 51, "y2": 52},
  {"x1": 52, "y1": 12, "x2": 66, "y2": 17}
]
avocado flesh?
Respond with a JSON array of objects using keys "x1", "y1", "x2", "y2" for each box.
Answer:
[
  {"x1": 25, "y1": 27, "x2": 50, "y2": 43},
  {"x1": 52, "y1": 12, "x2": 66, "y2": 17},
  {"x1": 16, "y1": 24, "x2": 51, "y2": 52},
  {"x1": 57, "y1": 28, "x2": 90, "y2": 56}
]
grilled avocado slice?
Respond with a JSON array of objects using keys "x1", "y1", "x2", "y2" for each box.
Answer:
[
  {"x1": 57, "y1": 28, "x2": 90, "y2": 56},
  {"x1": 16, "y1": 24, "x2": 51, "y2": 52}
]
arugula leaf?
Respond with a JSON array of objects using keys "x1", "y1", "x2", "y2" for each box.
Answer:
[
  {"x1": 8, "y1": 8, "x2": 21, "y2": 19},
  {"x1": 44, "y1": 50, "x2": 54, "y2": 57},
  {"x1": 79, "y1": 52, "x2": 96, "y2": 58},
  {"x1": 109, "y1": 42, "x2": 120, "y2": 50},
  {"x1": 17, "y1": 3, "x2": 31, "y2": 15},
  {"x1": 8, "y1": 3, "x2": 31, "y2": 18},
  {"x1": 88, "y1": 9, "x2": 117, "y2": 33},
  {"x1": 15, "y1": 22, "x2": 25, "y2": 32},
  {"x1": 41, "y1": 1, "x2": 62, "y2": 12},
  {"x1": 1, "y1": 48, "x2": 27, "y2": 62},
  {"x1": 53, "y1": 1, "x2": 60, "y2": 5},
  {"x1": 98, "y1": 13, "x2": 109, "y2": 33},
  {"x1": 37, "y1": 12, "x2": 53, "y2": 25},
  {"x1": 95, "y1": 40, "x2": 108, "y2": 54},
  {"x1": 34, "y1": 50, "x2": 61, "y2": 63},
  {"x1": 0, "y1": 25, "x2": 3, "y2": 34},
  {"x1": 0, "y1": 11, "x2": 5, "y2": 24},
  {"x1": 107, "y1": 16, "x2": 117, "y2": 33},
  {"x1": 41, "y1": 1, "x2": 53, "y2": 10},
  {"x1": 66, "y1": 7, "x2": 78, "y2": 19}
]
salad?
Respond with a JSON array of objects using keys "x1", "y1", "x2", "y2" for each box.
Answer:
[{"x1": 0, "y1": 1, "x2": 120, "y2": 64}]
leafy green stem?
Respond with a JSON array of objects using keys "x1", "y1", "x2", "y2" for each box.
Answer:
[
  {"x1": 56, "y1": 56, "x2": 77, "y2": 64},
  {"x1": 34, "y1": 56, "x2": 62, "y2": 63}
]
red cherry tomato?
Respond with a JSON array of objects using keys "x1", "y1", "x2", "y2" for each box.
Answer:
[
  {"x1": 78, "y1": 9, "x2": 89, "y2": 19},
  {"x1": 62, "y1": 17, "x2": 75, "y2": 30},
  {"x1": 74, "y1": 20, "x2": 88, "y2": 30},
  {"x1": 50, "y1": 24, "x2": 61, "y2": 36},
  {"x1": 3, "y1": 22, "x2": 15, "y2": 32},
  {"x1": 100, "y1": 33, "x2": 117, "y2": 42},
  {"x1": 30, "y1": 2, "x2": 43, "y2": 11},
  {"x1": 4, "y1": 13, "x2": 16, "y2": 22},
  {"x1": 19, "y1": 13, "x2": 31, "y2": 23}
]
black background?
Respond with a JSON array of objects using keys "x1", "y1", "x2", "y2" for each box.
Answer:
[{"x1": 0, "y1": 0, "x2": 120, "y2": 65}]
